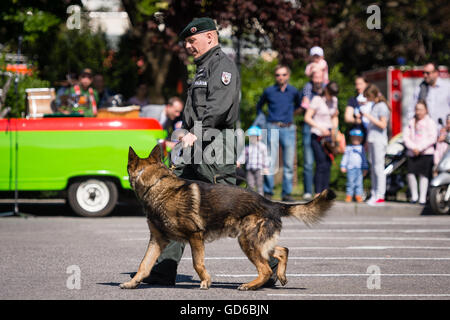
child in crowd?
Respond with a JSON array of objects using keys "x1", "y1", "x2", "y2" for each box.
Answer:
[
  {"x1": 237, "y1": 126, "x2": 269, "y2": 196},
  {"x1": 340, "y1": 128, "x2": 369, "y2": 203},
  {"x1": 403, "y1": 100, "x2": 438, "y2": 204},
  {"x1": 305, "y1": 46, "x2": 329, "y2": 84},
  {"x1": 360, "y1": 84, "x2": 391, "y2": 206}
]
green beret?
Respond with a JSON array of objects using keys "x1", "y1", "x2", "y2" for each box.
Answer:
[{"x1": 179, "y1": 17, "x2": 217, "y2": 40}]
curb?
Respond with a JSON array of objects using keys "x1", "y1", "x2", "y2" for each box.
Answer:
[{"x1": 329, "y1": 201, "x2": 437, "y2": 217}]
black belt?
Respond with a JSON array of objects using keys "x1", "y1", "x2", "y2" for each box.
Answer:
[{"x1": 270, "y1": 121, "x2": 292, "y2": 128}]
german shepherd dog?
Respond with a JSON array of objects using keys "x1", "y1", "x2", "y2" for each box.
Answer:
[{"x1": 120, "y1": 145, "x2": 336, "y2": 291}]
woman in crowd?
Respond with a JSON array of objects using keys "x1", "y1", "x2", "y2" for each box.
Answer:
[
  {"x1": 344, "y1": 76, "x2": 369, "y2": 139},
  {"x1": 304, "y1": 81, "x2": 339, "y2": 194},
  {"x1": 360, "y1": 84, "x2": 390, "y2": 206},
  {"x1": 403, "y1": 100, "x2": 438, "y2": 204}
]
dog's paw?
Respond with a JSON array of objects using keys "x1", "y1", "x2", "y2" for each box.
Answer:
[
  {"x1": 237, "y1": 283, "x2": 255, "y2": 291},
  {"x1": 119, "y1": 281, "x2": 139, "y2": 289},
  {"x1": 199, "y1": 279, "x2": 211, "y2": 290},
  {"x1": 279, "y1": 276, "x2": 288, "y2": 286}
]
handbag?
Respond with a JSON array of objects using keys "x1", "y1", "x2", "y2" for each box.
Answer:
[{"x1": 323, "y1": 129, "x2": 346, "y2": 156}]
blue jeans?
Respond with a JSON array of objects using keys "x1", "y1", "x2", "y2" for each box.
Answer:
[
  {"x1": 264, "y1": 123, "x2": 296, "y2": 197},
  {"x1": 302, "y1": 123, "x2": 314, "y2": 194},
  {"x1": 346, "y1": 168, "x2": 364, "y2": 196}
]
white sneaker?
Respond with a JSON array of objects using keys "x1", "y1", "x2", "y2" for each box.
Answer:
[
  {"x1": 366, "y1": 197, "x2": 376, "y2": 205},
  {"x1": 368, "y1": 198, "x2": 386, "y2": 207},
  {"x1": 303, "y1": 193, "x2": 313, "y2": 201}
]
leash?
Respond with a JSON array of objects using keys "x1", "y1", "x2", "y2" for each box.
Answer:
[{"x1": 213, "y1": 172, "x2": 249, "y2": 188}]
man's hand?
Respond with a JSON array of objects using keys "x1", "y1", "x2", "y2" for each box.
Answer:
[
  {"x1": 340, "y1": 168, "x2": 347, "y2": 173},
  {"x1": 165, "y1": 140, "x2": 178, "y2": 150},
  {"x1": 181, "y1": 132, "x2": 198, "y2": 148}
]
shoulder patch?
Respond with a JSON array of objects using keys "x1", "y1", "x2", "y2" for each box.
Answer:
[{"x1": 221, "y1": 71, "x2": 232, "y2": 85}]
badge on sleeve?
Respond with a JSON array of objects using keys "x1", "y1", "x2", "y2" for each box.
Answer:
[{"x1": 221, "y1": 72, "x2": 232, "y2": 85}]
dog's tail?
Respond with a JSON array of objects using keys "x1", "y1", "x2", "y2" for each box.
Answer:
[{"x1": 280, "y1": 189, "x2": 336, "y2": 226}]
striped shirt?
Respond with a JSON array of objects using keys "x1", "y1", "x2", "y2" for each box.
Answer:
[{"x1": 237, "y1": 141, "x2": 269, "y2": 170}]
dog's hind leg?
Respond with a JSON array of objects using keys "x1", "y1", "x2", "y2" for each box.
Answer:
[
  {"x1": 189, "y1": 232, "x2": 211, "y2": 290},
  {"x1": 120, "y1": 220, "x2": 168, "y2": 289},
  {"x1": 272, "y1": 246, "x2": 289, "y2": 286},
  {"x1": 237, "y1": 234, "x2": 273, "y2": 291}
]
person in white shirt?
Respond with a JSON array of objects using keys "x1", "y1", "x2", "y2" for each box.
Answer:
[
  {"x1": 411, "y1": 62, "x2": 450, "y2": 128},
  {"x1": 360, "y1": 84, "x2": 391, "y2": 206}
]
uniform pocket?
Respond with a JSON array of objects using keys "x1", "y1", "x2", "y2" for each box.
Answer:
[{"x1": 193, "y1": 86, "x2": 207, "y2": 106}]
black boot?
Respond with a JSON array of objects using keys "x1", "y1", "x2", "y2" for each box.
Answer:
[{"x1": 130, "y1": 259, "x2": 178, "y2": 286}]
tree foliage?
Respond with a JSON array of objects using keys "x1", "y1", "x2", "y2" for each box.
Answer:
[
  {"x1": 0, "y1": 0, "x2": 81, "y2": 52},
  {"x1": 327, "y1": 0, "x2": 450, "y2": 72},
  {"x1": 120, "y1": 0, "x2": 336, "y2": 103}
]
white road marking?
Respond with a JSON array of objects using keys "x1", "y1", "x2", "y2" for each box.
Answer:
[
  {"x1": 122, "y1": 236, "x2": 450, "y2": 241},
  {"x1": 181, "y1": 256, "x2": 450, "y2": 260},
  {"x1": 280, "y1": 236, "x2": 450, "y2": 241},
  {"x1": 288, "y1": 246, "x2": 450, "y2": 250},
  {"x1": 282, "y1": 229, "x2": 450, "y2": 233},
  {"x1": 266, "y1": 293, "x2": 450, "y2": 297},
  {"x1": 215, "y1": 273, "x2": 450, "y2": 277},
  {"x1": 316, "y1": 221, "x2": 450, "y2": 225}
]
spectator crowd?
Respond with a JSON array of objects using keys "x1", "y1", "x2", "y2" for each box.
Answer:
[{"x1": 247, "y1": 53, "x2": 450, "y2": 206}]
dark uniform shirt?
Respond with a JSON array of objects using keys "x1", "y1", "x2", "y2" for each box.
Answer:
[
  {"x1": 182, "y1": 45, "x2": 240, "y2": 131},
  {"x1": 175, "y1": 45, "x2": 240, "y2": 185}
]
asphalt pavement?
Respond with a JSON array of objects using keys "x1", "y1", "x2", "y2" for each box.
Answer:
[{"x1": 0, "y1": 200, "x2": 449, "y2": 300}]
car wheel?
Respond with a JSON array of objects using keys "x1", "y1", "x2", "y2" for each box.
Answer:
[{"x1": 68, "y1": 178, "x2": 118, "y2": 217}]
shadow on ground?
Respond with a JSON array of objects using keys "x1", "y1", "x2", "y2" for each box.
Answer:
[
  {"x1": 97, "y1": 273, "x2": 307, "y2": 291},
  {"x1": 0, "y1": 200, "x2": 145, "y2": 218}
]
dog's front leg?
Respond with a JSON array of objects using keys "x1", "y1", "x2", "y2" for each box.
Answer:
[
  {"x1": 120, "y1": 221, "x2": 168, "y2": 289},
  {"x1": 189, "y1": 233, "x2": 211, "y2": 290}
]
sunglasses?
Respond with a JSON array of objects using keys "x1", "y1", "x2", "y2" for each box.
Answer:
[
  {"x1": 423, "y1": 71, "x2": 435, "y2": 75},
  {"x1": 275, "y1": 73, "x2": 288, "y2": 77},
  {"x1": 81, "y1": 74, "x2": 93, "y2": 78}
]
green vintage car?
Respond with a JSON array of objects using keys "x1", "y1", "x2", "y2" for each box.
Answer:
[{"x1": 0, "y1": 117, "x2": 166, "y2": 217}]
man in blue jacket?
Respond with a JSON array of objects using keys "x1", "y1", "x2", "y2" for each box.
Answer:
[{"x1": 256, "y1": 65, "x2": 302, "y2": 201}]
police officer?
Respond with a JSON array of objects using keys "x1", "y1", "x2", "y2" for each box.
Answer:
[
  {"x1": 131, "y1": 17, "x2": 278, "y2": 287},
  {"x1": 177, "y1": 17, "x2": 240, "y2": 185}
]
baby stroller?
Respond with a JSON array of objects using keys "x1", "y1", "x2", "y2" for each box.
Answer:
[{"x1": 384, "y1": 133, "x2": 408, "y2": 200}]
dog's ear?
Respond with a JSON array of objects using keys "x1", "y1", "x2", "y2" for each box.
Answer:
[
  {"x1": 128, "y1": 146, "x2": 139, "y2": 169},
  {"x1": 148, "y1": 144, "x2": 162, "y2": 163}
]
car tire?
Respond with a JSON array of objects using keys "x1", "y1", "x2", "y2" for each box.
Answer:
[{"x1": 68, "y1": 178, "x2": 118, "y2": 217}]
